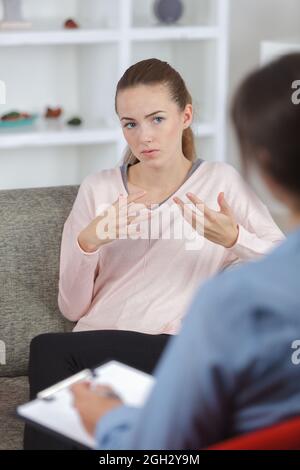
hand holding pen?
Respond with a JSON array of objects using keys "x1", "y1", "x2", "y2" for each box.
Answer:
[{"x1": 71, "y1": 381, "x2": 123, "y2": 436}]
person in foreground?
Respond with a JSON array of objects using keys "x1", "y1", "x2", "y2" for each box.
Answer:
[{"x1": 71, "y1": 53, "x2": 300, "y2": 450}]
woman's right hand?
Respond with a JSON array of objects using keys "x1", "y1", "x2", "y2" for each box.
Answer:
[{"x1": 77, "y1": 191, "x2": 148, "y2": 253}]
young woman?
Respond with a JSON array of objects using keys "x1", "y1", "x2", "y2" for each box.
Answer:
[{"x1": 24, "y1": 58, "x2": 283, "y2": 449}]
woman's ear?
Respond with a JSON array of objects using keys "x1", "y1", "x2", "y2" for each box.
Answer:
[{"x1": 183, "y1": 104, "x2": 193, "y2": 129}]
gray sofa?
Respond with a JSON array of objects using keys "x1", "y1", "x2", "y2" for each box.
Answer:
[{"x1": 0, "y1": 185, "x2": 79, "y2": 450}]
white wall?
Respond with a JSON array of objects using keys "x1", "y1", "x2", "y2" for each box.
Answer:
[{"x1": 227, "y1": 0, "x2": 300, "y2": 230}]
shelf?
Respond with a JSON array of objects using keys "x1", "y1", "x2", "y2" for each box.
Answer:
[
  {"x1": 0, "y1": 29, "x2": 120, "y2": 46},
  {"x1": 0, "y1": 126, "x2": 120, "y2": 149},
  {"x1": 0, "y1": 25, "x2": 220, "y2": 47},
  {"x1": 130, "y1": 26, "x2": 219, "y2": 42}
]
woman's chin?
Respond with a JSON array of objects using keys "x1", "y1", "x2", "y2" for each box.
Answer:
[{"x1": 140, "y1": 155, "x2": 161, "y2": 166}]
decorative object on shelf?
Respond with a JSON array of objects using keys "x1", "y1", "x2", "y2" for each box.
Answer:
[
  {"x1": 153, "y1": 0, "x2": 183, "y2": 25},
  {"x1": 0, "y1": 110, "x2": 38, "y2": 128},
  {"x1": 66, "y1": 116, "x2": 83, "y2": 127},
  {"x1": 44, "y1": 107, "x2": 63, "y2": 119},
  {"x1": 63, "y1": 18, "x2": 80, "y2": 29},
  {"x1": 0, "y1": 0, "x2": 31, "y2": 29}
]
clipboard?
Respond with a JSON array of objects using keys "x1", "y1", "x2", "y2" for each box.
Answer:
[{"x1": 17, "y1": 360, "x2": 155, "y2": 449}]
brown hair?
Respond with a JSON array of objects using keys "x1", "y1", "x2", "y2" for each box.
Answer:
[
  {"x1": 115, "y1": 58, "x2": 196, "y2": 165},
  {"x1": 231, "y1": 53, "x2": 300, "y2": 199}
]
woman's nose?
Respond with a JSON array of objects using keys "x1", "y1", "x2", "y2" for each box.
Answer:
[
  {"x1": 139, "y1": 125, "x2": 153, "y2": 143},
  {"x1": 140, "y1": 133, "x2": 153, "y2": 143}
]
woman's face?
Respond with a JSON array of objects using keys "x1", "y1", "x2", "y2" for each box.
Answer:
[{"x1": 116, "y1": 84, "x2": 193, "y2": 167}]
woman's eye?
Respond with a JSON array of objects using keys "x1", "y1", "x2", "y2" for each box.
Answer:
[
  {"x1": 124, "y1": 117, "x2": 164, "y2": 129},
  {"x1": 124, "y1": 122, "x2": 136, "y2": 129}
]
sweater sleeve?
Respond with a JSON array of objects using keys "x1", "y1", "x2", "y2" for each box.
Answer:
[
  {"x1": 222, "y1": 164, "x2": 285, "y2": 265},
  {"x1": 58, "y1": 177, "x2": 102, "y2": 322}
]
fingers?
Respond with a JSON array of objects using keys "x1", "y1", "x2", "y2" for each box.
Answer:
[
  {"x1": 186, "y1": 192, "x2": 204, "y2": 207},
  {"x1": 71, "y1": 382, "x2": 91, "y2": 401},
  {"x1": 217, "y1": 192, "x2": 233, "y2": 216},
  {"x1": 173, "y1": 195, "x2": 204, "y2": 215},
  {"x1": 173, "y1": 196, "x2": 184, "y2": 210},
  {"x1": 184, "y1": 193, "x2": 216, "y2": 222},
  {"x1": 72, "y1": 381, "x2": 90, "y2": 392},
  {"x1": 90, "y1": 384, "x2": 121, "y2": 400},
  {"x1": 173, "y1": 196, "x2": 196, "y2": 221},
  {"x1": 115, "y1": 198, "x2": 150, "y2": 228},
  {"x1": 71, "y1": 382, "x2": 115, "y2": 400},
  {"x1": 126, "y1": 201, "x2": 151, "y2": 225},
  {"x1": 186, "y1": 193, "x2": 206, "y2": 214},
  {"x1": 92, "y1": 384, "x2": 114, "y2": 393},
  {"x1": 71, "y1": 382, "x2": 121, "y2": 409},
  {"x1": 173, "y1": 196, "x2": 204, "y2": 232}
]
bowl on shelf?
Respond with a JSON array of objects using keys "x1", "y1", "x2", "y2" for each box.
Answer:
[{"x1": 0, "y1": 112, "x2": 39, "y2": 129}]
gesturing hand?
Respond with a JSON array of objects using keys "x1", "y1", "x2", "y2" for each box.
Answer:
[
  {"x1": 173, "y1": 192, "x2": 239, "y2": 248},
  {"x1": 78, "y1": 191, "x2": 149, "y2": 253}
]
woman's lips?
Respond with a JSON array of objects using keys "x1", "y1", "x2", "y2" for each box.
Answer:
[{"x1": 142, "y1": 149, "x2": 159, "y2": 155}]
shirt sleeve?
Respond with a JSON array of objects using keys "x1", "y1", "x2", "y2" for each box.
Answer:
[
  {"x1": 223, "y1": 164, "x2": 285, "y2": 264},
  {"x1": 58, "y1": 177, "x2": 102, "y2": 322},
  {"x1": 94, "y1": 273, "x2": 248, "y2": 450}
]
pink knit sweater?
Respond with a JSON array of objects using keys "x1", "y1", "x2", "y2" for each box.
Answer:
[{"x1": 58, "y1": 161, "x2": 284, "y2": 335}]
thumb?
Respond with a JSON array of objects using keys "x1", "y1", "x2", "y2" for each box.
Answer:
[{"x1": 217, "y1": 192, "x2": 232, "y2": 215}]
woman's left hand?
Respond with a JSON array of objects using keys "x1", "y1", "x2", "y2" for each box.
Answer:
[{"x1": 173, "y1": 192, "x2": 239, "y2": 248}]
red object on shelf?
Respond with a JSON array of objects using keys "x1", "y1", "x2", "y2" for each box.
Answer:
[
  {"x1": 64, "y1": 18, "x2": 79, "y2": 29},
  {"x1": 45, "y1": 107, "x2": 63, "y2": 119},
  {"x1": 206, "y1": 416, "x2": 300, "y2": 450}
]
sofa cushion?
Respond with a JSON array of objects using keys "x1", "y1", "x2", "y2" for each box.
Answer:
[
  {"x1": 0, "y1": 376, "x2": 28, "y2": 450},
  {"x1": 0, "y1": 186, "x2": 78, "y2": 377}
]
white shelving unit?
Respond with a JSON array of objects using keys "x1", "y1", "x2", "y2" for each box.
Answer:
[
  {"x1": 0, "y1": 0, "x2": 229, "y2": 189},
  {"x1": 0, "y1": 126, "x2": 120, "y2": 149},
  {"x1": 0, "y1": 28, "x2": 121, "y2": 46}
]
